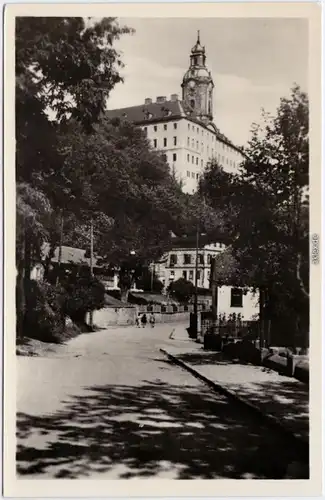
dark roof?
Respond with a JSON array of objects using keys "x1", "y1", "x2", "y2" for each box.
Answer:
[
  {"x1": 106, "y1": 100, "x2": 183, "y2": 124},
  {"x1": 129, "y1": 292, "x2": 178, "y2": 305},
  {"x1": 42, "y1": 243, "x2": 102, "y2": 268},
  {"x1": 106, "y1": 99, "x2": 243, "y2": 153}
]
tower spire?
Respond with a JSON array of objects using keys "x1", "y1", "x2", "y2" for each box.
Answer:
[{"x1": 197, "y1": 30, "x2": 200, "y2": 44}]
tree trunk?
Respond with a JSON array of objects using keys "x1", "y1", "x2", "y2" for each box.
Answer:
[
  {"x1": 120, "y1": 288, "x2": 130, "y2": 303},
  {"x1": 259, "y1": 287, "x2": 265, "y2": 354},
  {"x1": 43, "y1": 239, "x2": 57, "y2": 282},
  {"x1": 23, "y1": 228, "x2": 32, "y2": 332},
  {"x1": 16, "y1": 238, "x2": 25, "y2": 340}
]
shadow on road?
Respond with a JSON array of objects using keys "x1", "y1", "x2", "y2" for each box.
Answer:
[{"x1": 17, "y1": 378, "x2": 309, "y2": 480}]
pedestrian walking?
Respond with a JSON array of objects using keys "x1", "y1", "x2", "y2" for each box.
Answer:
[
  {"x1": 141, "y1": 313, "x2": 147, "y2": 328},
  {"x1": 136, "y1": 313, "x2": 141, "y2": 328},
  {"x1": 149, "y1": 312, "x2": 155, "y2": 328}
]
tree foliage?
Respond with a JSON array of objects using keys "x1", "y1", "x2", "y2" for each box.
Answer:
[
  {"x1": 168, "y1": 278, "x2": 195, "y2": 304},
  {"x1": 200, "y1": 85, "x2": 309, "y2": 347}
]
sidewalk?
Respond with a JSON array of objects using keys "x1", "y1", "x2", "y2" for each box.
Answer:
[{"x1": 161, "y1": 341, "x2": 309, "y2": 447}]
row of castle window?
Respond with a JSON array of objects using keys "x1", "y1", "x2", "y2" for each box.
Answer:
[
  {"x1": 187, "y1": 171, "x2": 199, "y2": 179},
  {"x1": 163, "y1": 153, "x2": 177, "y2": 163},
  {"x1": 187, "y1": 154, "x2": 202, "y2": 166},
  {"x1": 170, "y1": 269, "x2": 201, "y2": 281},
  {"x1": 145, "y1": 123, "x2": 178, "y2": 132},
  {"x1": 170, "y1": 252, "x2": 223, "y2": 266},
  {"x1": 153, "y1": 137, "x2": 177, "y2": 148},
  {"x1": 187, "y1": 122, "x2": 240, "y2": 153}
]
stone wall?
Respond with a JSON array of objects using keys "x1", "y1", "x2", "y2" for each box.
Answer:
[
  {"x1": 89, "y1": 307, "x2": 136, "y2": 327},
  {"x1": 88, "y1": 307, "x2": 190, "y2": 328}
]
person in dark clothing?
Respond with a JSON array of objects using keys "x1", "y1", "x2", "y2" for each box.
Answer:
[
  {"x1": 141, "y1": 313, "x2": 147, "y2": 328},
  {"x1": 149, "y1": 312, "x2": 155, "y2": 328}
]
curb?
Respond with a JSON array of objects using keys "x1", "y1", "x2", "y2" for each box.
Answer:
[{"x1": 160, "y1": 348, "x2": 309, "y2": 460}]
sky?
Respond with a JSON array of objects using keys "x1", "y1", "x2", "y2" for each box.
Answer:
[{"x1": 106, "y1": 17, "x2": 308, "y2": 147}]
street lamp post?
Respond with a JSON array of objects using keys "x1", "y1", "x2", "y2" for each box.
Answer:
[
  {"x1": 89, "y1": 219, "x2": 94, "y2": 328},
  {"x1": 194, "y1": 224, "x2": 199, "y2": 323}
]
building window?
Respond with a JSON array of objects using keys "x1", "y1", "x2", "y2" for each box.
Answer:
[
  {"x1": 201, "y1": 159, "x2": 203, "y2": 167},
  {"x1": 183, "y1": 270, "x2": 187, "y2": 280},
  {"x1": 153, "y1": 139, "x2": 157, "y2": 148},
  {"x1": 192, "y1": 139, "x2": 194, "y2": 148},
  {"x1": 192, "y1": 125, "x2": 195, "y2": 131},
  {"x1": 199, "y1": 254, "x2": 204, "y2": 265},
  {"x1": 189, "y1": 270, "x2": 194, "y2": 280},
  {"x1": 187, "y1": 171, "x2": 190, "y2": 177},
  {"x1": 196, "y1": 141, "x2": 199, "y2": 149},
  {"x1": 144, "y1": 127, "x2": 147, "y2": 135},
  {"x1": 187, "y1": 154, "x2": 190, "y2": 162},
  {"x1": 197, "y1": 270, "x2": 201, "y2": 280},
  {"x1": 164, "y1": 124, "x2": 167, "y2": 131},
  {"x1": 174, "y1": 123, "x2": 177, "y2": 129},
  {"x1": 192, "y1": 156, "x2": 194, "y2": 164},
  {"x1": 184, "y1": 254, "x2": 192, "y2": 265},
  {"x1": 187, "y1": 137, "x2": 190, "y2": 146},
  {"x1": 197, "y1": 127, "x2": 199, "y2": 134},
  {"x1": 192, "y1": 172, "x2": 195, "y2": 178},
  {"x1": 196, "y1": 173, "x2": 199, "y2": 179},
  {"x1": 188, "y1": 123, "x2": 190, "y2": 130},
  {"x1": 173, "y1": 136, "x2": 177, "y2": 146},
  {"x1": 154, "y1": 125, "x2": 158, "y2": 132},
  {"x1": 207, "y1": 254, "x2": 211, "y2": 264},
  {"x1": 173, "y1": 153, "x2": 177, "y2": 162},
  {"x1": 163, "y1": 138, "x2": 167, "y2": 147},
  {"x1": 196, "y1": 157, "x2": 199, "y2": 165},
  {"x1": 170, "y1": 254, "x2": 177, "y2": 266},
  {"x1": 170, "y1": 270, "x2": 175, "y2": 278},
  {"x1": 231, "y1": 288, "x2": 243, "y2": 308}
]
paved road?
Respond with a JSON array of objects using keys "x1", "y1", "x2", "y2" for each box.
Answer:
[{"x1": 17, "y1": 323, "x2": 303, "y2": 479}]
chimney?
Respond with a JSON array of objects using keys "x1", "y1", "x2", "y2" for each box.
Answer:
[
  {"x1": 170, "y1": 94, "x2": 179, "y2": 102},
  {"x1": 144, "y1": 98, "x2": 152, "y2": 105},
  {"x1": 156, "y1": 96, "x2": 167, "y2": 103}
]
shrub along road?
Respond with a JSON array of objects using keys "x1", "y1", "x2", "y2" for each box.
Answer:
[{"x1": 17, "y1": 323, "x2": 307, "y2": 479}]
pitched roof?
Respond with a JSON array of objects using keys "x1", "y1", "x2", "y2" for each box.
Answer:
[
  {"x1": 106, "y1": 99, "x2": 243, "y2": 153},
  {"x1": 106, "y1": 100, "x2": 184, "y2": 124},
  {"x1": 42, "y1": 243, "x2": 102, "y2": 268}
]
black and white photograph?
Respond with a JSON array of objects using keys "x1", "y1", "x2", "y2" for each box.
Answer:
[{"x1": 3, "y1": 2, "x2": 322, "y2": 497}]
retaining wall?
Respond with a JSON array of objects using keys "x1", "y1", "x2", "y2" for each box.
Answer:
[{"x1": 89, "y1": 307, "x2": 190, "y2": 328}]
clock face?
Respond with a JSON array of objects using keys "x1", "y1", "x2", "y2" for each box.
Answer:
[{"x1": 188, "y1": 80, "x2": 196, "y2": 89}]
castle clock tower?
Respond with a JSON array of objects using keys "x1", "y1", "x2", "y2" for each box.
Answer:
[{"x1": 181, "y1": 31, "x2": 214, "y2": 124}]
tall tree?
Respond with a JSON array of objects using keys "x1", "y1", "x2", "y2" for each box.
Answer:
[
  {"x1": 15, "y1": 17, "x2": 133, "y2": 333},
  {"x1": 200, "y1": 85, "x2": 309, "y2": 348},
  {"x1": 58, "y1": 117, "x2": 188, "y2": 301}
]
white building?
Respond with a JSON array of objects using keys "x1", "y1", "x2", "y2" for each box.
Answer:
[{"x1": 107, "y1": 32, "x2": 245, "y2": 194}]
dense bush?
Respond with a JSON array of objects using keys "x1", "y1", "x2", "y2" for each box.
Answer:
[
  {"x1": 24, "y1": 280, "x2": 66, "y2": 343},
  {"x1": 168, "y1": 278, "x2": 194, "y2": 303},
  {"x1": 63, "y1": 275, "x2": 105, "y2": 322}
]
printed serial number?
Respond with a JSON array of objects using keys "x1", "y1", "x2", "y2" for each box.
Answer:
[{"x1": 311, "y1": 234, "x2": 320, "y2": 265}]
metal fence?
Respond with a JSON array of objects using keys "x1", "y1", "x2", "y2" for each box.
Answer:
[{"x1": 200, "y1": 311, "x2": 259, "y2": 339}]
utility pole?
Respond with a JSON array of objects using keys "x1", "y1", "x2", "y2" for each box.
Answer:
[
  {"x1": 210, "y1": 256, "x2": 218, "y2": 335},
  {"x1": 89, "y1": 219, "x2": 94, "y2": 328},
  {"x1": 194, "y1": 224, "x2": 199, "y2": 334},
  {"x1": 56, "y1": 211, "x2": 64, "y2": 286},
  {"x1": 151, "y1": 263, "x2": 154, "y2": 292}
]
